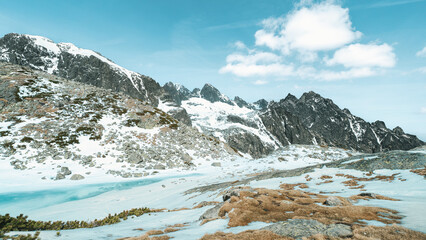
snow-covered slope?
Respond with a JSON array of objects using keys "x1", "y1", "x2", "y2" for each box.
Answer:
[{"x1": 0, "y1": 62, "x2": 237, "y2": 184}]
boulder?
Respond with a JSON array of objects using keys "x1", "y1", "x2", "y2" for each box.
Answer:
[
  {"x1": 70, "y1": 174, "x2": 85, "y2": 180},
  {"x1": 262, "y1": 219, "x2": 352, "y2": 239}
]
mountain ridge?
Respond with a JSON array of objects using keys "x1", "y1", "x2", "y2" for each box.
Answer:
[{"x1": 0, "y1": 33, "x2": 423, "y2": 157}]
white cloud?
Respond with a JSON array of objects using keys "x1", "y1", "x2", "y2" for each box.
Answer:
[
  {"x1": 325, "y1": 43, "x2": 396, "y2": 68},
  {"x1": 234, "y1": 41, "x2": 247, "y2": 50},
  {"x1": 284, "y1": 3, "x2": 362, "y2": 51},
  {"x1": 253, "y1": 80, "x2": 268, "y2": 85},
  {"x1": 220, "y1": 1, "x2": 396, "y2": 81},
  {"x1": 421, "y1": 107, "x2": 426, "y2": 114},
  {"x1": 220, "y1": 61, "x2": 294, "y2": 77},
  {"x1": 317, "y1": 67, "x2": 377, "y2": 81},
  {"x1": 255, "y1": 2, "x2": 361, "y2": 53},
  {"x1": 416, "y1": 46, "x2": 426, "y2": 57},
  {"x1": 226, "y1": 52, "x2": 282, "y2": 65}
]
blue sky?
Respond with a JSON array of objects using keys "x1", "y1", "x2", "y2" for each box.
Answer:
[{"x1": 0, "y1": 0, "x2": 425, "y2": 140}]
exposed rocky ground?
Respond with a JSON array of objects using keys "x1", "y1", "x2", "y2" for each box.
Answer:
[{"x1": 0, "y1": 62, "x2": 237, "y2": 180}]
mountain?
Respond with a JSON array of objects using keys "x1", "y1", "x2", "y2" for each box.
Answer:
[
  {"x1": 0, "y1": 33, "x2": 163, "y2": 105},
  {"x1": 0, "y1": 62, "x2": 237, "y2": 180},
  {"x1": 0, "y1": 33, "x2": 423, "y2": 158},
  {"x1": 161, "y1": 82, "x2": 423, "y2": 157}
]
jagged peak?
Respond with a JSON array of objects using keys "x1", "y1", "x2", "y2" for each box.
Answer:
[
  {"x1": 234, "y1": 96, "x2": 250, "y2": 108},
  {"x1": 373, "y1": 120, "x2": 387, "y2": 129},
  {"x1": 299, "y1": 91, "x2": 323, "y2": 101},
  {"x1": 200, "y1": 83, "x2": 232, "y2": 104},
  {"x1": 253, "y1": 99, "x2": 269, "y2": 110},
  {"x1": 393, "y1": 126, "x2": 405, "y2": 135}
]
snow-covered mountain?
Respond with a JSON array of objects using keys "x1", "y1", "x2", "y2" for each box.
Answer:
[
  {"x1": 0, "y1": 33, "x2": 423, "y2": 158},
  {"x1": 162, "y1": 82, "x2": 424, "y2": 157}
]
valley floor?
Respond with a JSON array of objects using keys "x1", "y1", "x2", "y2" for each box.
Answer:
[{"x1": 1, "y1": 145, "x2": 426, "y2": 240}]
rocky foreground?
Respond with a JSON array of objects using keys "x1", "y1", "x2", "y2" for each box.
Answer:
[
  {"x1": 115, "y1": 149, "x2": 426, "y2": 240},
  {"x1": 0, "y1": 62, "x2": 237, "y2": 181}
]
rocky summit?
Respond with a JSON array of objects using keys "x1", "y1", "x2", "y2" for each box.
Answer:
[{"x1": 0, "y1": 33, "x2": 423, "y2": 159}]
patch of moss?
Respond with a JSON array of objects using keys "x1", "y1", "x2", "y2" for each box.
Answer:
[
  {"x1": 1, "y1": 141, "x2": 16, "y2": 153},
  {"x1": 76, "y1": 126, "x2": 101, "y2": 140},
  {"x1": 124, "y1": 119, "x2": 141, "y2": 127},
  {"x1": 0, "y1": 207, "x2": 152, "y2": 234},
  {"x1": 111, "y1": 105, "x2": 127, "y2": 115},
  {"x1": 46, "y1": 131, "x2": 79, "y2": 148},
  {"x1": 20, "y1": 137, "x2": 33, "y2": 143},
  {"x1": 0, "y1": 131, "x2": 10, "y2": 137}
]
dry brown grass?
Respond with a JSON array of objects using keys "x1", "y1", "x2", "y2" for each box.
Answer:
[
  {"x1": 280, "y1": 183, "x2": 309, "y2": 190},
  {"x1": 197, "y1": 224, "x2": 426, "y2": 240},
  {"x1": 320, "y1": 175, "x2": 333, "y2": 180},
  {"x1": 118, "y1": 234, "x2": 170, "y2": 240},
  {"x1": 317, "y1": 180, "x2": 334, "y2": 185},
  {"x1": 349, "y1": 194, "x2": 399, "y2": 202},
  {"x1": 145, "y1": 230, "x2": 164, "y2": 236},
  {"x1": 218, "y1": 187, "x2": 401, "y2": 227},
  {"x1": 168, "y1": 223, "x2": 188, "y2": 228},
  {"x1": 352, "y1": 224, "x2": 426, "y2": 240},
  {"x1": 200, "y1": 230, "x2": 293, "y2": 240},
  {"x1": 168, "y1": 207, "x2": 190, "y2": 212},
  {"x1": 411, "y1": 167, "x2": 426, "y2": 176},
  {"x1": 163, "y1": 227, "x2": 179, "y2": 233}
]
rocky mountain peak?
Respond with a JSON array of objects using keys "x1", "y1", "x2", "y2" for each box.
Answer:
[
  {"x1": 373, "y1": 120, "x2": 387, "y2": 129},
  {"x1": 200, "y1": 83, "x2": 233, "y2": 105},
  {"x1": 393, "y1": 126, "x2": 405, "y2": 135},
  {"x1": 162, "y1": 82, "x2": 191, "y2": 106},
  {"x1": 234, "y1": 96, "x2": 252, "y2": 109},
  {"x1": 299, "y1": 91, "x2": 323, "y2": 102},
  {"x1": 253, "y1": 99, "x2": 269, "y2": 110}
]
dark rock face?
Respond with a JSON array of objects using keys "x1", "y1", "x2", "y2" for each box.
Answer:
[
  {"x1": 234, "y1": 96, "x2": 253, "y2": 109},
  {"x1": 200, "y1": 83, "x2": 233, "y2": 105},
  {"x1": 259, "y1": 103, "x2": 318, "y2": 146},
  {"x1": 0, "y1": 33, "x2": 163, "y2": 106},
  {"x1": 254, "y1": 99, "x2": 269, "y2": 110},
  {"x1": 167, "y1": 107, "x2": 192, "y2": 126},
  {"x1": 162, "y1": 82, "x2": 191, "y2": 106},
  {"x1": 264, "y1": 91, "x2": 424, "y2": 152},
  {"x1": 226, "y1": 115, "x2": 258, "y2": 128},
  {"x1": 225, "y1": 130, "x2": 274, "y2": 158}
]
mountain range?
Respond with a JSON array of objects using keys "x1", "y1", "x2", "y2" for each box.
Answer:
[{"x1": 0, "y1": 33, "x2": 423, "y2": 158}]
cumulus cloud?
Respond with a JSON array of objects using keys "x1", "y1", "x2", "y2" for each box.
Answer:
[
  {"x1": 220, "y1": 1, "x2": 396, "y2": 81},
  {"x1": 255, "y1": 2, "x2": 361, "y2": 54},
  {"x1": 325, "y1": 43, "x2": 396, "y2": 68},
  {"x1": 219, "y1": 51, "x2": 295, "y2": 77},
  {"x1": 416, "y1": 46, "x2": 426, "y2": 57}
]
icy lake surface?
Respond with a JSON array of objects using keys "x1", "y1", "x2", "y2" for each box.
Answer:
[{"x1": 0, "y1": 173, "x2": 200, "y2": 216}]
